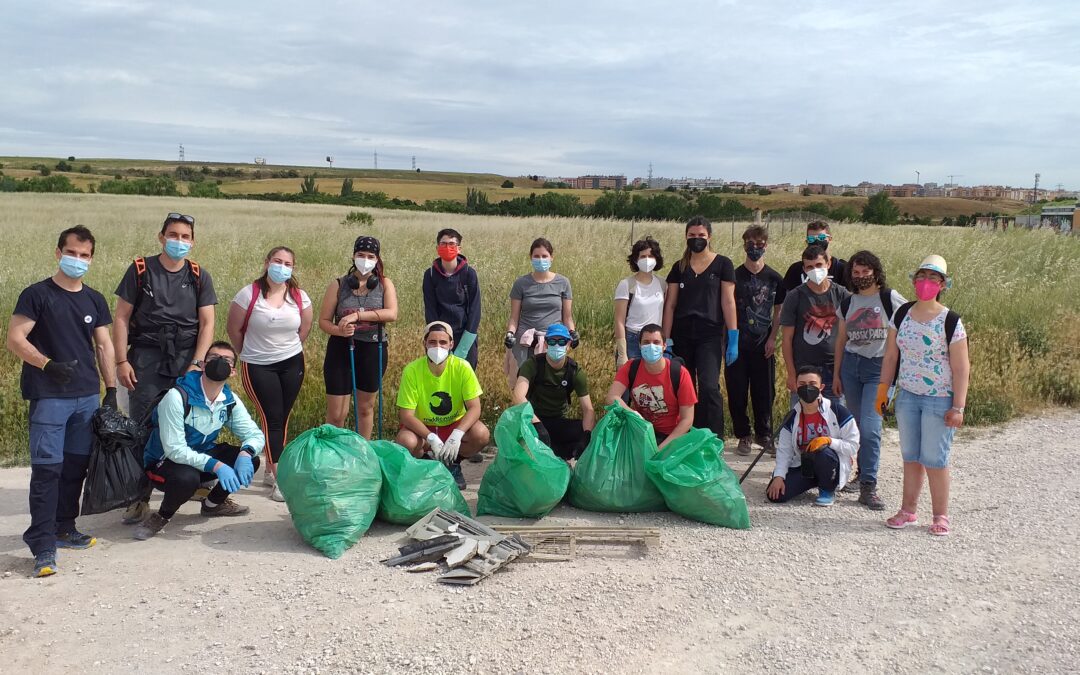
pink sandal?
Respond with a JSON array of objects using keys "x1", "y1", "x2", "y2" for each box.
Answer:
[
  {"x1": 886, "y1": 509, "x2": 918, "y2": 529},
  {"x1": 929, "y1": 515, "x2": 951, "y2": 537}
]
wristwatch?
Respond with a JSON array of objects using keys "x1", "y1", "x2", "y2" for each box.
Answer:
[
  {"x1": 950, "y1": 406, "x2": 965, "y2": 413},
  {"x1": 191, "y1": 359, "x2": 204, "y2": 368}
]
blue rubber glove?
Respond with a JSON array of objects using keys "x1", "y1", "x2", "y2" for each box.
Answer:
[
  {"x1": 234, "y1": 452, "x2": 255, "y2": 487},
  {"x1": 454, "y1": 331, "x2": 477, "y2": 359},
  {"x1": 214, "y1": 463, "x2": 242, "y2": 493},
  {"x1": 726, "y1": 329, "x2": 740, "y2": 364},
  {"x1": 664, "y1": 338, "x2": 675, "y2": 357}
]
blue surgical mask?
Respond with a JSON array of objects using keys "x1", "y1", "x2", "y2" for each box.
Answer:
[
  {"x1": 267, "y1": 263, "x2": 292, "y2": 284},
  {"x1": 547, "y1": 344, "x2": 568, "y2": 362},
  {"x1": 59, "y1": 255, "x2": 90, "y2": 279},
  {"x1": 164, "y1": 238, "x2": 192, "y2": 260},
  {"x1": 531, "y1": 257, "x2": 552, "y2": 273},
  {"x1": 640, "y1": 343, "x2": 664, "y2": 364}
]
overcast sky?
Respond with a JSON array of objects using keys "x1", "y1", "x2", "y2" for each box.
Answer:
[{"x1": 1, "y1": 1, "x2": 1077, "y2": 188}]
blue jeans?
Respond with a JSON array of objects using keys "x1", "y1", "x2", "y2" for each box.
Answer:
[
  {"x1": 840, "y1": 353, "x2": 883, "y2": 484},
  {"x1": 894, "y1": 390, "x2": 955, "y2": 469},
  {"x1": 625, "y1": 330, "x2": 641, "y2": 360}
]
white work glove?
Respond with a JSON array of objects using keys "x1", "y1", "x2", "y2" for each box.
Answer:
[
  {"x1": 426, "y1": 432, "x2": 445, "y2": 460},
  {"x1": 442, "y1": 429, "x2": 465, "y2": 463}
]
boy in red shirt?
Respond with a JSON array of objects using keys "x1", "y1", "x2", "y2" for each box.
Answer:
[{"x1": 605, "y1": 324, "x2": 697, "y2": 448}]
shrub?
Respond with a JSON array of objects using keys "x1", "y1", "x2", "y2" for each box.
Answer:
[
  {"x1": 862, "y1": 192, "x2": 900, "y2": 224},
  {"x1": 79, "y1": 164, "x2": 93, "y2": 173},
  {"x1": 341, "y1": 178, "x2": 354, "y2": 197},
  {"x1": 501, "y1": 179, "x2": 514, "y2": 188},
  {"x1": 97, "y1": 176, "x2": 179, "y2": 196},
  {"x1": 67, "y1": 155, "x2": 75, "y2": 161},
  {"x1": 300, "y1": 174, "x2": 319, "y2": 195},
  {"x1": 55, "y1": 160, "x2": 73, "y2": 172},
  {"x1": 342, "y1": 211, "x2": 374, "y2": 226},
  {"x1": 187, "y1": 181, "x2": 223, "y2": 198}
]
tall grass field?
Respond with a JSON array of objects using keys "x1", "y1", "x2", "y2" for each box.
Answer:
[{"x1": 1, "y1": 193, "x2": 1077, "y2": 465}]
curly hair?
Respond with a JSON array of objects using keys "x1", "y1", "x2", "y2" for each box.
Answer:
[
  {"x1": 626, "y1": 237, "x2": 664, "y2": 273},
  {"x1": 846, "y1": 249, "x2": 886, "y2": 291}
]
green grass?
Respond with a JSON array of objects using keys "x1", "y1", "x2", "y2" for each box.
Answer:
[{"x1": 0, "y1": 193, "x2": 1077, "y2": 465}]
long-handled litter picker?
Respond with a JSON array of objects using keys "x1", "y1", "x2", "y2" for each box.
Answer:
[
  {"x1": 376, "y1": 324, "x2": 384, "y2": 440},
  {"x1": 348, "y1": 336, "x2": 361, "y2": 435}
]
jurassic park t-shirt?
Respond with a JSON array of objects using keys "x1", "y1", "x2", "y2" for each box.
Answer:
[{"x1": 396, "y1": 354, "x2": 483, "y2": 427}]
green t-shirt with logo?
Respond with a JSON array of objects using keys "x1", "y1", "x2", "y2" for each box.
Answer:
[
  {"x1": 516, "y1": 355, "x2": 589, "y2": 419},
  {"x1": 396, "y1": 354, "x2": 483, "y2": 427}
]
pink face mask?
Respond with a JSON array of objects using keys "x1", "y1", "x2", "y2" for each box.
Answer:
[{"x1": 914, "y1": 278, "x2": 941, "y2": 301}]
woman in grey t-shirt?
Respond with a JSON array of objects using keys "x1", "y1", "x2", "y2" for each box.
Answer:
[{"x1": 504, "y1": 237, "x2": 575, "y2": 389}]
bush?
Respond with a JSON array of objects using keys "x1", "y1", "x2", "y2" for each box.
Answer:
[
  {"x1": 341, "y1": 178, "x2": 354, "y2": 197},
  {"x1": 55, "y1": 160, "x2": 73, "y2": 172},
  {"x1": 300, "y1": 174, "x2": 319, "y2": 195},
  {"x1": 862, "y1": 192, "x2": 900, "y2": 224},
  {"x1": 79, "y1": 164, "x2": 93, "y2": 173},
  {"x1": 501, "y1": 179, "x2": 514, "y2": 188},
  {"x1": 342, "y1": 211, "x2": 374, "y2": 226},
  {"x1": 187, "y1": 181, "x2": 222, "y2": 198},
  {"x1": 97, "y1": 176, "x2": 179, "y2": 196},
  {"x1": 67, "y1": 156, "x2": 75, "y2": 161}
]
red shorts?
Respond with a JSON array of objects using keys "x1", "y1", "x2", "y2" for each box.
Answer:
[{"x1": 425, "y1": 421, "x2": 462, "y2": 443}]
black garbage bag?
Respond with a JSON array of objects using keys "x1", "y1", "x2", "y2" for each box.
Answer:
[{"x1": 81, "y1": 406, "x2": 150, "y2": 516}]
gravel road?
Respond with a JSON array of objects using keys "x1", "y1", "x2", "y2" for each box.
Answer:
[{"x1": 2, "y1": 410, "x2": 1077, "y2": 674}]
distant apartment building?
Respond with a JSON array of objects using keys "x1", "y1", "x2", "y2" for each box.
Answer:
[
  {"x1": 568, "y1": 174, "x2": 627, "y2": 190},
  {"x1": 883, "y1": 184, "x2": 919, "y2": 198}
]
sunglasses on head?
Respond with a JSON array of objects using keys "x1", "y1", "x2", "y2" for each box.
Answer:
[
  {"x1": 806, "y1": 233, "x2": 829, "y2": 243},
  {"x1": 546, "y1": 337, "x2": 570, "y2": 346},
  {"x1": 165, "y1": 213, "x2": 195, "y2": 225}
]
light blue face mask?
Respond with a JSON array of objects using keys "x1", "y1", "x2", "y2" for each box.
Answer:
[
  {"x1": 59, "y1": 255, "x2": 90, "y2": 279},
  {"x1": 547, "y1": 344, "x2": 568, "y2": 362},
  {"x1": 531, "y1": 257, "x2": 552, "y2": 273},
  {"x1": 267, "y1": 262, "x2": 293, "y2": 284},
  {"x1": 164, "y1": 238, "x2": 192, "y2": 260},
  {"x1": 640, "y1": 343, "x2": 664, "y2": 363}
]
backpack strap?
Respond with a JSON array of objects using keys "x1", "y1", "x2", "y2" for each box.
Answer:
[
  {"x1": 239, "y1": 282, "x2": 261, "y2": 336},
  {"x1": 944, "y1": 310, "x2": 961, "y2": 345},
  {"x1": 669, "y1": 358, "x2": 683, "y2": 405},
  {"x1": 132, "y1": 256, "x2": 148, "y2": 313},
  {"x1": 623, "y1": 276, "x2": 637, "y2": 313},
  {"x1": 622, "y1": 358, "x2": 643, "y2": 404},
  {"x1": 893, "y1": 301, "x2": 915, "y2": 331},
  {"x1": 880, "y1": 288, "x2": 895, "y2": 320},
  {"x1": 530, "y1": 354, "x2": 578, "y2": 407},
  {"x1": 840, "y1": 295, "x2": 852, "y2": 317}
]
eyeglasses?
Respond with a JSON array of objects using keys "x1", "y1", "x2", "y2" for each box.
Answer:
[
  {"x1": 210, "y1": 355, "x2": 235, "y2": 367},
  {"x1": 165, "y1": 213, "x2": 195, "y2": 225},
  {"x1": 545, "y1": 337, "x2": 570, "y2": 346},
  {"x1": 806, "y1": 233, "x2": 829, "y2": 244}
]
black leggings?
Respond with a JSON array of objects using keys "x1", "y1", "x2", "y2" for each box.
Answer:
[
  {"x1": 672, "y1": 326, "x2": 726, "y2": 438},
  {"x1": 240, "y1": 352, "x2": 305, "y2": 466},
  {"x1": 147, "y1": 443, "x2": 260, "y2": 519}
]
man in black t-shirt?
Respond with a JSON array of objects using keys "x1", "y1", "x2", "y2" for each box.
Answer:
[
  {"x1": 726, "y1": 226, "x2": 786, "y2": 455},
  {"x1": 7, "y1": 226, "x2": 118, "y2": 578},
  {"x1": 113, "y1": 213, "x2": 217, "y2": 524},
  {"x1": 782, "y1": 221, "x2": 847, "y2": 292}
]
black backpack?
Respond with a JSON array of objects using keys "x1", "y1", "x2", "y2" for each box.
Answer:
[
  {"x1": 529, "y1": 354, "x2": 580, "y2": 407},
  {"x1": 621, "y1": 357, "x2": 684, "y2": 405}
]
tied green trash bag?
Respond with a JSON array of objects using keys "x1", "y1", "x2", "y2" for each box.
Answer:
[
  {"x1": 644, "y1": 427, "x2": 750, "y2": 529},
  {"x1": 371, "y1": 440, "x2": 470, "y2": 524},
  {"x1": 569, "y1": 403, "x2": 666, "y2": 513},
  {"x1": 276, "y1": 424, "x2": 382, "y2": 559},
  {"x1": 476, "y1": 402, "x2": 570, "y2": 519}
]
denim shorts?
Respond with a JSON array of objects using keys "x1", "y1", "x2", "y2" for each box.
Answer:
[{"x1": 894, "y1": 389, "x2": 955, "y2": 469}]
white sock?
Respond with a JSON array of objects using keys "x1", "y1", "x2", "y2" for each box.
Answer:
[{"x1": 203, "y1": 497, "x2": 221, "y2": 508}]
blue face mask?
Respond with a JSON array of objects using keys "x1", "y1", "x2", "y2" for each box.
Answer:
[
  {"x1": 547, "y1": 344, "x2": 568, "y2": 362},
  {"x1": 267, "y1": 262, "x2": 293, "y2": 284},
  {"x1": 531, "y1": 257, "x2": 552, "y2": 273},
  {"x1": 59, "y1": 255, "x2": 90, "y2": 279},
  {"x1": 164, "y1": 238, "x2": 192, "y2": 261},
  {"x1": 640, "y1": 343, "x2": 664, "y2": 363}
]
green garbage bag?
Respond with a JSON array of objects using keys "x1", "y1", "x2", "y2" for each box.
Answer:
[
  {"x1": 645, "y1": 427, "x2": 750, "y2": 529},
  {"x1": 569, "y1": 403, "x2": 666, "y2": 513},
  {"x1": 371, "y1": 440, "x2": 470, "y2": 524},
  {"x1": 476, "y1": 402, "x2": 571, "y2": 519},
  {"x1": 276, "y1": 424, "x2": 382, "y2": 559}
]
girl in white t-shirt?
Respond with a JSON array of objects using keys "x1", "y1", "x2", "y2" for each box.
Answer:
[
  {"x1": 614, "y1": 237, "x2": 667, "y2": 367},
  {"x1": 226, "y1": 246, "x2": 314, "y2": 501}
]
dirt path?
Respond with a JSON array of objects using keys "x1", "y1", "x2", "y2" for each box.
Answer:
[{"x1": 2, "y1": 411, "x2": 1078, "y2": 674}]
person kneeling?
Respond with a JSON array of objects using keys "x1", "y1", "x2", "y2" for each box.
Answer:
[
  {"x1": 605, "y1": 324, "x2": 697, "y2": 449},
  {"x1": 512, "y1": 323, "x2": 595, "y2": 461},
  {"x1": 767, "y1": 365, "x2": 859, "y2": 507},
  {"x1": 395, "y1": 321, "x2": 490, "y2": 489},
  {"x1": 134, "y1": 342, "x2": 266, "y2": 540}
]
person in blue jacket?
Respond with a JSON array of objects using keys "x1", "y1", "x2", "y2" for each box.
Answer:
[
  {"x1": 423, "y1": 228, "x2": 481, "y2": 369},
  {"x1": 132, "y1": 341, "x2": 266, "y2": 540}
]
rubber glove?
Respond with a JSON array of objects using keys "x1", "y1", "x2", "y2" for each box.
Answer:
[
  {"x1": 615, "y1": 338, "x2": 628, "y2": 367},
  {"x1": 213, "y1": 463, "x2": 242, "y2": 493},
  {"x1": 726, "y1": 330, "x2": 740, "y2": 364},
  {"x1": 504, "y1": 331, "x2": 516, "y2": 349},
  {"x1": 426, "y1": 432, "x2": 446, "y2": 460},
  {"x1": 569, "y1": 329, "x2": 580, "y2": 349},
  {"x1": 454, "y1": 331, "x2": 477, "y2": 359},
  {"x1": 806, "y1": 436, "x2": 831, "y2": 453},
  {"x1": 664, "y1": 338, "x2": 675, "y2": 358},
  {"x1": 442, "y1": 428, "x2": 465, "y2": 463},
  {"x1": 101, "y1": 386, "x2": 118, "y2": 410},
  {"x1": 874, "y1": 382, "x2": 891, "y2": 416},
  {"x1": 234, "y1": 452, "x2": 255, "y2": 487},
  {"x1": 532, "y1": 421, "x2": 552, "y2": 448},
  {"x1": 43, "y1": 359, "x2": 78, "y2": 385}
]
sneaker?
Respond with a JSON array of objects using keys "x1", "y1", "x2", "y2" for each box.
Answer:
[
  {"x1": 270, "y1": 484, "x2": 285, "y2": 502},
  {"x1": 33, "y1": 551, "x2": 57, "y2": 578},
  {"x1": 755, "y1": 435, "x2": 775, "y2": 456},
  {"x1": 55, "y1": 530, "x2": 96, "y2": 550},
  {"x1": 133, "y1": 512, "x2": 169, "y2": 540},
  {"x1": 736, "y1": 437, "x2": 753, "y2": 456},
  {"x1": 858, "y1": 483, "x2": 886, "y2": 511},
  {"x1": 449, "y1": 463, "x2": 467, "y2": 491},
  {"x1": 886, "y1": 509, "x2": 919, "y2": 529},
  {"x1": 121, "y1": 500, "x2": 149, "y2": 525},
  {"x1": 201, "y1": 497, "x2": 250, "y2": 517},
  {"x1": 813, "y1": 489, "x2": 835, "y2": 507},
  {"x1": 263, "y1": 470, "x2": 276, "y2": 487}
]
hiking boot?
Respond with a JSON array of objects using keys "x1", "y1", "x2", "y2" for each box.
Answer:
[
  {"x1": 133, "y1": 512, "x2": 169, "y2": 540},
  {"x1": 449, "y1": 463, "x2": 467, "y2": 491},
  {"x1": 34, "y1": 551, "x2": 57, "y2": 578},
  {"x1": 858, "y1": 483, "x2": 886, "y2": 511},
  {"x1": 813, "y1": 489, "x2": 835, "y2": 507},
  {"x1": 270, "y1": 484, "x2": 285, "y2": 502},
  {"x1": 201, "y1": 497, "x2": 250, "y2": 517},
  {"x1": 736, "y1": 437, "x2": 753, "y2": 456},
  {"x1": 755, "y1": 435, "x2": 775, "y2": 456},
  {"x1": 55, "y1": 530, "x2": 96, "y2": 550},
  {"x1": 121, "y1": 500, "x2": 149, "y2": 525}
]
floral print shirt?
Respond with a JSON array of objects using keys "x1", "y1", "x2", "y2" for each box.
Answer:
[{"x1": 895, "y1": 308, "x2": 967, "y2": 397}]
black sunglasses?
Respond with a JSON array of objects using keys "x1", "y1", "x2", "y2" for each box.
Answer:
[
  {"x1": 165, "y1": 213, "x2": 195, "y2": 226},
  {"x1": 546, "y1": 337, "x2": 570, "y2": 346}
]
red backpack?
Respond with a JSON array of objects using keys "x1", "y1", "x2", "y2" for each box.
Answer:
[{"x1": 239, "y1": 282, "x2": 304, "y2": 336}]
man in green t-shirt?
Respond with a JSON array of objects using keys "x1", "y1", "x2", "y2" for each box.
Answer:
[
  {"x1": 512, "y1": 323, "x2": 595, "y2": 460},
  {"x1": 396, "y1": 322, "x2": 490, "y2": 486}
]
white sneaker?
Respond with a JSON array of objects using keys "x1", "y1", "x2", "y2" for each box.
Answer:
[
  {"x1": 263, "y1": 470, "x2": 276, "y2": 488},
  {"x1": 270, "y1": 484, "x2": 285, "y2": 502}
]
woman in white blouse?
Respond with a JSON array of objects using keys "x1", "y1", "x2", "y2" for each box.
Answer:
[{"x1": 613, "y1": 236, "x2": 667, "y2": 368}]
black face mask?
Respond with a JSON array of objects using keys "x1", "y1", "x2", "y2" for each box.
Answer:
[
  {"x1": 687, "y1": 237, "x2": 708, "y2": 253},
  {"x1": 797, "y1": 384, "x2": 820, "y2": 404},
  {"x1": 204, "y1": 357, "x2": 232, "y2": 382},
  {"x1": 745, "y1": 245, "x2": 765, "y2": 261}
]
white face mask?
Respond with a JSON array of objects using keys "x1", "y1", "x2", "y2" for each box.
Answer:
[
  {"x1": 804, "y1": 267, "x2": 828, "y2": 285},
  {"x1": 427, "y1": 347, "x2": 449, "y2": 365},
  {"x1": 637, "y1": 257, "x2": 656, "y2": 273},
  {"x1": 354, "y1": 257, "x2": 377, "y2": 275}
]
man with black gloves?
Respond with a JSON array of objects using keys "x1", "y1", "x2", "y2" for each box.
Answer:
[
  {"x1": 512, "y1": 323, "x2": 595, "y2": 461},
  {"x1": 132, "y1": 341, "x2": 265, "y2": 540},
  {"x1": 6, "y1": 226, "x2": 118, "y2": 577},
  {"x1": 423, "y1": 228, "x2": 482, "y2": 369}
]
